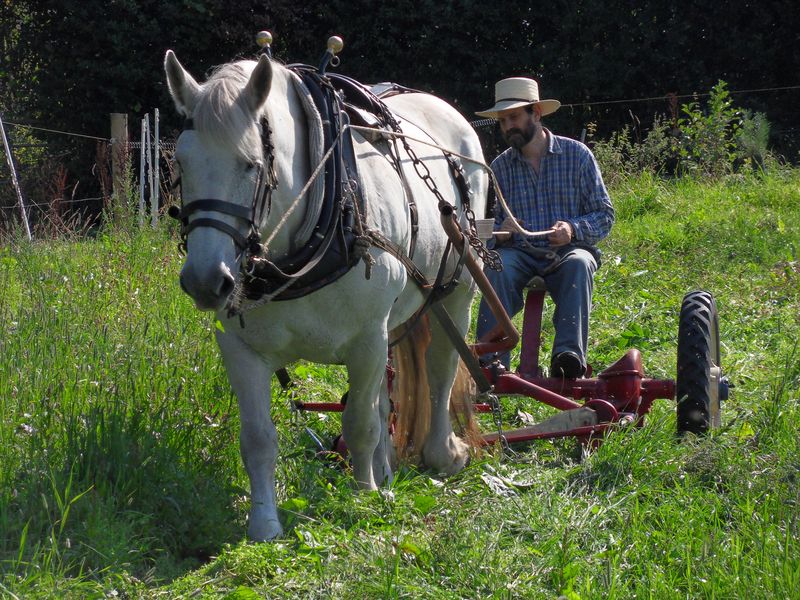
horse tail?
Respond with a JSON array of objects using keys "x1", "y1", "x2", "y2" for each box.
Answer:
[
  {"x1": 390, "y1": 314, "x2": 432, "y2": 462},
  {"x1": 390, "y1": 315, "x2": 481, "y2": 462},
  {"x1": 449, "y1": 357, "x2": 483, "y2": 450}
]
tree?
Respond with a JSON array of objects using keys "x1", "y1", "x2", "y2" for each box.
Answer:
[{"x1": 1, "y1": 0, "x2": 798, "y2": 226}]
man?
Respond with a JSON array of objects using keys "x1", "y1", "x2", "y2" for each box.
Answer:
[{"x1": 475, "y1": 77, "x2": 614, "y2": 377}]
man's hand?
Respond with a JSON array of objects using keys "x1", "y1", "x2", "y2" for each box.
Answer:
[{"x1": 548, "y1": 220, "x2": 574, "y2": 247}]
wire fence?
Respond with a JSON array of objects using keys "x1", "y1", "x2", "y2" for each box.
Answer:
[
  {"x1": 1, "y1": 110, "x2": 179, "y2": 229},
  {"x1": 2, "y1": 83, "x2": 799, "y2": 230}
]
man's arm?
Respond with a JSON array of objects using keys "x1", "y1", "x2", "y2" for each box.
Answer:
[{"x1": 570, "y1": 150, "x2": 615, "y2": 244}]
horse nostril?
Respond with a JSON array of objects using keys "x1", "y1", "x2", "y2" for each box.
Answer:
[{"x1": 217, "y1": 271, "x2": 235, "y2": 299}]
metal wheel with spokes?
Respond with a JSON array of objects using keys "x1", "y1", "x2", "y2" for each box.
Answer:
[{"x1": 676, "y1": 290, "x2": 727, "y2": 434}]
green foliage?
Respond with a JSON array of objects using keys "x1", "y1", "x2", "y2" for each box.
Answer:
[
  {"x1": 592, "y1": 81, "x2": 779, "y2": 180},
  {"x1": 1, "y1": 170, "x2": 800, "y2": 597},
  {"x1": 589, "y1": 116, "x2": 678, "y2": 186},
  {"x1": 736, "y1": 109, "x2": 772, "y2": 170},
  {"x1": 677, "y1": 81, "x2": 742, "y2": 176}
]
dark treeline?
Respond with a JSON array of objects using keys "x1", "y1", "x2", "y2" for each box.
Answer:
[{"x1": 1, "y1": 0, "x2": 798, "y2": 222}]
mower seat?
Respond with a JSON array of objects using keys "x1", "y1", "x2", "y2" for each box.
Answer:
[{"x1": 525, "y1": 275, "x2": 547, "y2": 292}]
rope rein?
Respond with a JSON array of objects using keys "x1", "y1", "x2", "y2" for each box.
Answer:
[{"x1": 234, "y1": 121, "x2": 546, "y2": 314}]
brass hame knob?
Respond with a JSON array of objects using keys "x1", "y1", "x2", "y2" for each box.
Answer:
[
  {"x1": 327, "y1": 36, "x2": 344, "y2": 54},
  {"x1": 256, "y1": 31, "x2": 273, "y2": 49}
]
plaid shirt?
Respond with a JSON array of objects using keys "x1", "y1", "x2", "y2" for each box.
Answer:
[{"x1": 491, "y1": 129, "x2": 614, "y2": 248}]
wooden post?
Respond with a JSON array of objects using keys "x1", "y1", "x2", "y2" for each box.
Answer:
[
  {"x1": 110, "y1": 113, "x2": 128, "y2": 207},
  {"x1": 140, "y1": 114, "x2": 149, "y2": 227}
]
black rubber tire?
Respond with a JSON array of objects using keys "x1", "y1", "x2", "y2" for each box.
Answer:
[{"x1": 676, "y1": 290, "x2": 722, "y2": 434}]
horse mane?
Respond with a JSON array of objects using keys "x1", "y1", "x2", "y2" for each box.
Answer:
[{"x1": 192, "y1": 60, "x2": 265, "y2": 164}]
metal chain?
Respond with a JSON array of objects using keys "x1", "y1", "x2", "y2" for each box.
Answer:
[
  {"x1": 487, "y1": 392, "x2": 510, "y2": 453},
  {"x1": 398, "y1": 136, "x2": 502, "y2": 270},
  {"x1": 464, "y1": 204, "x2": 502, "y2": 271}
]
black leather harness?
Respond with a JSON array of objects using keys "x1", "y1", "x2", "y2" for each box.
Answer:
[
  {"x1": 241, "y1": 66, "x2": 366, "y2": 301},
  {"x1": 170, "y1": 63, "x2": 474, "y2": 313}
]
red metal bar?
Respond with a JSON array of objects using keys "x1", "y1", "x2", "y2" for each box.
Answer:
[
  {"x1": 481, "y1": 423, "x2": 611, "y2": 445},
  {"x1": 294, "y1": 402, "x2": 345, "y2": 412},
  {"x1": 518, "y1": 290, "x2": 545, "y2": 377},
  {"x1": 641, "y1": 378, "x2": 675, "y2": 403},
  {"x1": 492, "y1": 373, "x2": 584, "y2": 411},
  {"x1": 480, "y1": 413, "x2": 638, "y2": 446}
]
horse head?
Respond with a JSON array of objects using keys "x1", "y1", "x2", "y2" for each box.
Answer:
[{"x1": 164, "y1": 50, "x2": 274, "y2": 311}]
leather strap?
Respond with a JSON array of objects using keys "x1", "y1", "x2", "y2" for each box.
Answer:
[{"x1": 185, "y1": 217, "x2": 249, "y2": 249}]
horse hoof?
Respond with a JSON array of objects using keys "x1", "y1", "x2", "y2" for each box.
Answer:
[
  {"x1": 423, "y1": 436, "x2": 470, "y2": 476},
  {"x1": 247, "y1": 517, "x2": 283, "y2": 542}
]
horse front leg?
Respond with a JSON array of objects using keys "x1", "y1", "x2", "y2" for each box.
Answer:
[
  {"x1": 216, "y1": 330, "x2": 282, "y2": 541},
  {"x1": 343, "y1": 336, "x2": 390, "y2": 490}
]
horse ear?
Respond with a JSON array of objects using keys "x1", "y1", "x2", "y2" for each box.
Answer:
[
  {"x1": 164, "y1": 50, "x2": 200, "y2": 116},
  {"x1": 242, "y1": 54, "x2": 273, "y2": 114}
]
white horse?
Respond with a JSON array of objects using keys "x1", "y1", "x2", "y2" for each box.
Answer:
[{"x1": 164, "y1": 50, "x2": 487, "y2": 541}]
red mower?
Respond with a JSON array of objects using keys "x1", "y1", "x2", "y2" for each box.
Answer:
[
  {"x1": 471, "y1": 280, "x2": 727, "y2": 447},
  {"x1": 292, "y1": 209, "x2": 728, "y2": 455}
]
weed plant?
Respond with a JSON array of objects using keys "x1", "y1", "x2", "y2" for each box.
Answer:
[
  {"x1": 591, "y1": 80, "x2": 777, "y2": 183},
  {"x1": 1, "y1": 168, "x2": 799, "y2": 598}
]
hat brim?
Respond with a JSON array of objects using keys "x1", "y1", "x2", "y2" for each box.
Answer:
[{"x1": 475, "y1": 99, "x2": 561, "y2": 119}]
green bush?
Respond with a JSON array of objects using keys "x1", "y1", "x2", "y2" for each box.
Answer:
[{"x1": 592, "y1": 81, "x2": 776, "y2": 179}]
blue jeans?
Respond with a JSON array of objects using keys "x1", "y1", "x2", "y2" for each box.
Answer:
[{"x1": 476, "y1": 245, "x2": 598, "y2": 369}]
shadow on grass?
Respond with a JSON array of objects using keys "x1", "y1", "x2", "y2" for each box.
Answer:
[{"x1": 1, "y1": 401, "x2": 246, "y2": 586}]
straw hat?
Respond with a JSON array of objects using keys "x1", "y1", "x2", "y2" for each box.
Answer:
[{"x1": 475, "y1": 77, "x2": 561, "y2": 119}]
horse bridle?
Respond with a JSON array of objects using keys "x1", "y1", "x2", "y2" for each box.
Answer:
[{"x1": 168, "y1": 117, "x2": 278, "y2": 258}]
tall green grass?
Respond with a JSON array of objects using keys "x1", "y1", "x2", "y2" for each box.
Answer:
[
  {"x1": 0, "y1": 224, "x2": 247, "y2": 588},
  {"x1": 1, "y1": 169, "x2": 799, "y2": 598}
]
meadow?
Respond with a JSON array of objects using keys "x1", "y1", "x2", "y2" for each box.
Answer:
[{"x1": 1, "y1": 168, "x2": 799, "y2": 598}]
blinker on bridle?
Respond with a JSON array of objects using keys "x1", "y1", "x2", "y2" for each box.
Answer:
[{"x1": 168, "y1": 117, "x2": 277, "y2": 258}]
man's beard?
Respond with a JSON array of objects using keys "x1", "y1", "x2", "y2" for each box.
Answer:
[{"x1": 503, "y1": 120, "x2": 538, "y2": 150}]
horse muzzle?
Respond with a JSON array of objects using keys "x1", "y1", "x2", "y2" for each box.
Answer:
[{"x1": 179, "y1": 260, "x2": 236, "y2": 311}]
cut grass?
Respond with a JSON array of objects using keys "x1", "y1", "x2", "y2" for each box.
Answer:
[{"x1": 1, "y1": 169, "x2": 799, "y2": 598}]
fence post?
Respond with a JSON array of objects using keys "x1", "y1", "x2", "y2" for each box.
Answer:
[
  {"x1": 152, "y1": 108, "x2": 160, "y2": 228},
  {"x1": 110, "y1": 113, "x2": 129, "y2": 212},
  {"x1": 0, "y1": 113, "x2": 32, "y2": 240},
  {"x1": 139, "y1": 114, "x2": 149, "y2": 227}
]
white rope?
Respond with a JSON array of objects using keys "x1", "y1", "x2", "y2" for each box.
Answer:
[{"x1": 242, "y1": 120, "x2": 550, "y2": 313}]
